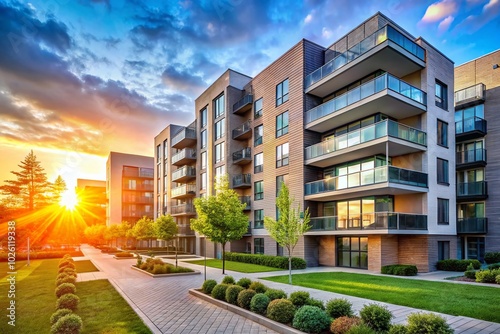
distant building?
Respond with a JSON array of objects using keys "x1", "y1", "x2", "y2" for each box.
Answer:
[
  {"x1": 106, "y1": 152, "x2": 154, "y2": 226},
  {"x1": 76, "y1": 178, "x2": 106, "y2": 225}
]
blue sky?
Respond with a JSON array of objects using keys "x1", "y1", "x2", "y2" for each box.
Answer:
[{"x1": 0, "y1": 0, "x2": 499, "y2": 186}]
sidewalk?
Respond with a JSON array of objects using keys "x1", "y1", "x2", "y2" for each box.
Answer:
[{"x1": 79, "y1": 245, "x2": 500, "y2": 334}]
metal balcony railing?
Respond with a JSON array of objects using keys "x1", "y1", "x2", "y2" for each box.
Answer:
[
  {"x1": 233, "y1": 94, "x2": 253, "y2": 114},
  {"x1": 171, "y1": 166, "x2": 196, "y2": 182},
  {"x1": 232, "y1": 147, "x2": 252, "y2": 163},
  {"x1": 232, "y1": 174, "x2": 252, "y2": 188},
  {"x1": 172, "y1": 148, "x2": 196, "y2": 165},
  {"x1": 457, "y1": 181, "x2": 487, "y2": 198},
  {"x1": 232, "y1": 120, "x2": 252, "y2": 139},
  {"x1": 455, "y1": 83, "x2": 485, "y2": 107},
  {"x1": 171, "y1": 127, "x2": 197, "y2": 147},
  {"x1": 457, "y1": 218, "x2": 487, "y2": 234},
  {"x1": 456, "y1": 149, "x2": 486, "y2": 166}
]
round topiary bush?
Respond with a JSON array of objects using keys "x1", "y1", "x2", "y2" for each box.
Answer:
[
  {"x1": 307, "y1": 297, "x2": 325, "y2": 310},
  {"x1": 56, "y1": 293, "x2": 80, "y2": 311},
  {"x1": 58, "y1": 261, "x2": 76, "y2": 270},
  {"x1": 221, "y1": 275, "x2": 235, "y2": 285},
  {"x1": 56, "y1": 276, "x2": 76, "y2": 287},
  {"x1": 58, "y1": 266, "x2": 77, "y2": 275},
  {"x1": 50, "y1": 314, "x2": 82, "y2": 334},
  {"x1": 225, "y1": 285, "x2": 244, "y2": 305},
  {"x1": 202, "y1": 279, "x2": 217, "y2": 294},
  {"x1": 236, "y1": 277, "x2": 252, "y2": 289},
  {"x1": 248, "y1": 281, "x2": 267, "y2": 293},
  {"x1": 57, "y1": 273, "x2": 76, "y2": 281},
  {"x1": 292, "y1": 305, "x2": 330, "y2": 333},
  {"x1": 211, "y1": 284, "x2": 230, "y2": 301},
  {"x1": 264, "y1": 288, "x2": 287, "y2": 301},
  {"x1": 266, "y1": 298, "x2": 296, "y2": 324},
  {"x1": 50, "y1": 308, "x2": 73, "y2": 325},
  {"x1": 55, "y1": 283, "x2": 76, "y2": 298},
  {"x1": 250, "y1": 293, "x2": 270, "y2": 315},
  {"x1": 237, "y1": 289, "x2": 256, "y2": 310},
  {"x1": 289, "y1": 290, "x2": 310, "y2": 308},
  {"x1": 359, "y1": 304, "x2": 393, "y2": 332},
  {"x1": 326, "y1": 298, "x2": 354, "y2": 318},
  {"x1": 388, "y1": 324, "x2": 408, "y2": 334},
  {"x1": 330, "y1": 316, "x2": 362, "y2": 334},
  {"x1": 59, "y1": 257, "x2": 73, "y2": 265},
  {"x1": 406, "y1": 312, "x2": 453, "y2": 334}
]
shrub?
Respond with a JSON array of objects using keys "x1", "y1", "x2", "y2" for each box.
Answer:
[
  {"x1": 152, "y1": 264, "x2": 167, "y2": 274},
  {"x1": 248, "y1": 281, "x2": 267, "y2": 293},
  {"x1": 346, "y1": 324, "x2": 377, "y2": 334},
  {"x1": 292, "y1": 305, "x2": 330, "y2": 333},
  {"x1": 330, "y1": 316, "x2": 362, "y2": 334},
  {"x1": 56, "y1": 276, "x2": 76, "y2": 287},
  {"x1": 0, "y1": 250, "x2": 82, "y2": 262},
  {"x1": 496, "y1": 274, "x2": 500, "y2": 284},
  {"x1": 50, "y1": 314, "x2": 82, "y2": 334},
  {"x1": 50, "y1": 309, "x2": 73, "y2": 325},
  {"x1": 359, "y1": 304, "x2": 393, "y2": 332},
  {"x1": 221, "y1": 275, "x2": 235, "y2": 285},
  {"x1": 136, "y1": 255, "x2": 143, "y2": 267},
  {"x1": 406, "y1": 312, "x2": 453, "y2": 334},
  {"x1": 225, "y1": 285, "x2": 244, "y2": 305},
  {"x1": 250, "y1": 293, "x2": 270, "y2": 315},
  {"x1": 56, "y1": 293, "x2": 80, "y2": 311},
  {"x1": 224, "y1": 252, "x2": 307, "y2": 269},
  {"x1": 58, "y1": 261, "x2": 75, "y2": 269},
  {"x1": 475, "y1": 269, "x2": 500, "y2": 283},
  {"x1": 166, "y1": 265, "x2": 193, "y2": 273},
  {"x1": 55, "y1": 283, "x2": 76, "y2": 298},
  {"x1": 58, "y1": 266, "x2": 77, "y2": 275},
  {"x1": 237, "y1": 289, "x2": 256, "y2": 310},
  {"x1": 289, "y1": 290, "x2": 310, "y2": 308},
  {"x1": 211, "y1": 284, "x2": 229, "y2": 301},
  {"x1": 265, "y1": 288, "x2": 287, "y2": 301},
  {"x1": 57, "y1": 273, "x2": 76, "y2": 281},
  {"x1": 236, "y1": 277, "x2": 252, "y2": 289},
  {"x1": 381, "y1": 264, "x2": 418, "y2": 276},
  {"x1": 389, "y1": 324, "x2": 408, "y2": 334},
  {"x1": 484, "y1": 252, "x2": 500, "y2": 264},
  {"x1": 115, "y1": 252, "x2": 134, "y2": 257},
  {"x1": 487, "y1": 263, "x2": 500, "y2": 270},
  {"x1": 326, "y1": 298, "x2": 354, "y2": 318},
  {"x1": 464, "y1": 263, "x2": 476, "y2": 279},
  {"x1": 267, "y1": 299, "x2": 296, "y2": 324},
  {"x1": 202, "y1": 279, "x2": 217, "y2": 294},
  {"x1": 307, "y1": 297, "x2": 325, "y2": 310},
  {"x1": 436, "y1": 259, "x2": 481, "y2": 271}
]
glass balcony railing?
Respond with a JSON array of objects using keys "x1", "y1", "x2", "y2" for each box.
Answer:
[
  {"x1": 171, "y1": 166, "x2": 196, "y2": 182},
  {"x1": 171, "y1": 184, "x2": 196, "y2": 198},
  {"x1": 172, "y1": 148, "x2": 196, "y2": 165},
  {"x1": 232, "y1": 174, "x2": 252, "y2": 188},
  {"x1": 178, "y1": 224, "x2": 195, "y2": 236},
  {"x1": 305, "y1": 119, "x2": 426, "y2": 160},
  {"x1": 232, "y1": 120, "x2": 252, "y2": 139},
  {"x1": 456, "y1": 149, "x2": 486, "y2": 165},
  {"x1": 171, "y1": 203, "x2": 195, "y2": 215},
  {"x1": 305, "y1": 73, "x2": 427, "y2": 125},
  {"x1": 171, "y1": 127, "x2": 196, "y2": 147},
  {"x1": 457, "y1": 181, "x2": 487, "y2": 197},
  {"x1": 233, "y1": 94, "x2": 253, "y2": 114},
  {"x1": 309, "y1": 212, "x2": 427, "y2": 231},
  {"x1": 455, "y1": 117, "x2": 487, "y2": 135},
  {"x1": 239, "y1": 196, "x2": 251, "y2": 210},
  {"x1": 455, "y1": 83, "x2": 485, "y2": 106},
  {"x1": 457, "y1": 218, "x2": 488, "y2": 234},
  {"x1": 305, "y1": 166, "x2": 427, "y2": 196},
  {"x1": 305, "y1": 25, "x2": 425, "y2": 88},
  {"x1": 232, "y1": 147, "x2": 252, "y2": 162}
]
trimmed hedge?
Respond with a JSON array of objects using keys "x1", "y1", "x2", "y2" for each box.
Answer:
[
  {"x1": 0, "y1": 250, "x2": 82, "y2": 262},
  {"x1": 248, "y1": 281, "x2": 267, "y2": 293},
  {"x1": 50, "y1": 314, "x2": 82, "y2": 334},
  {"x1": 326, "y1": 298, "x2": 353, "y2": 318},
  {"x1": 201, "y1": 279, "x2": 217, "y2": 294},
  {"x1": 237, "y1": 289, "x2": 256, "y2": 310},
  {"x1": 265, "y1": 288, "x2": 287, "y2": 301},
  {"x1": 406, "y1": 312, "x2": 453, "y2": 334},
  {"x1": 359, "y1": 304, "x2": 393, "y2": 332},
  {"x1": 236, "y1": 277, "x2": 252, "y2": 289},
  {"x1": 50, "y1": 309, "x2": 73, "y2": 325},
  {"x1": 267, "y1": 299, "x2": 295, "y2": 324},
  {"x1": 250, "y1": 293, "x2": 270, "y2": 315},
  {"x1": 289, "y1": 291, "x2": 310, "y2": 308},
  {"x1": 221, "y1": 275, "x2": 235, "y2": 285},
  {"x1": 115, "y1": 252, "x2": 134, "y2": 257},
  {"x1": 381, "y1": 264, "x2": 418, "y2": 276},
  {"x1": 292, "y1": 305, "x2": 331, "y2": 333},
  {"x1": 225, "y1": 285, "x2": 244, "y2": 305},
  {"x1": 56, "y1": 293, "x2": 80, "y2": 311},
  {"x1": 436, "y1": 259, "x2": 481, "y2": 271},
  {"x1": 484, "y1": 252, "x2": 500, "y2": 264},
  {"x1": 224, "y1": 252, "x2": 306, "y2": 269},
  {"x1": 55, "y1": 283, "x2": 76, "y2": 298},
  {"x1": 211, "y1": 284, "x2": 230, "y2": 301}
]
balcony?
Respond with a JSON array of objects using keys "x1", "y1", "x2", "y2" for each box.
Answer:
[
  {"x1": 456, "y1": 117, "x2": 487, "y2": 141},
  {"x1": 232, "y1": 147, "x2": 252, "y2": 165},
  {"x1": 457, "y1": 181, "x2": 488, "y2": 201},
  {"x1": 123, "y1": 168, "x2": 154, "y2": 178},
  {"x1": 172, "y1": 148, "x2": 196, "y2": 166},
  {"x1": 455, "y1": 83, "x2": 485, "y2": 108},
  {"x1": 456, "y1": 149, "x2": 487, "y2": 170},
  {"x1": 305, "y1": 166, "x2": 427, "y2": 201},
  {"x1": 122, "y1": 196, "x2": 154, "y2": 204},
  {"x1": 243, "y1": 222, "x2": 252, "y2": 236},
  {"x1": 305, "y1": 73, "x2": 427, "y2": 133},
  {"x1": 122, "y1": 211, "x2": 153, "y2": 219},
  {"x1": 178, "y1": 224, "x2": 195, "y2": 236},
  {"x1": 171, "y1": 166, "x2": 196, "y2": 183},
  {"x1": 232, "y1": 174, "x2": 252, "y2": 189},
  {"x1": 171, "y1": 184, "x2": 196, "y2": 199},
  {"x1": 457, "y1": 218, "x2": 488, "y2": 234},
  {"x1": 233, "y1": 94, "x2": 253, "y2": 115},
  {"x1": 306, "y1": 213, "x2": 427, "y2": 234},
  {"x1": 170, "y1": 203, "x2": 196, "y2": 216},
  {"x1": 232, "y1": 120, "x2": 252, "y2": 140},
  {"x1": 305, "y1": 120, "x2": 426, "y2": 168},
  {"x1": 305, "y1": 25, "x2": 425, "y2": 97},
  {"x1": 239, "y1": 196, "x2": 251, "y2": 211},
  {"x1": 123, "y1": 184, "x2": 154, "y2": 191},
  {"x1": 171, "y1": 127, "x2": 197, "y2": 149}
]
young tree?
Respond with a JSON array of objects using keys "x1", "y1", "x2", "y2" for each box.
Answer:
[
  {"x1": 118, "y1": 221, "x2": 131, "y2": 248},
  {"x1": 84, "y1": 224, "x2": 107, "y2": 246},
  {"x1": 131, "y1": 216, "x2": 155, "y2": 248},
  {"x1": 191, "y1": 175, "x2": 248, "y2": 274},
  {"x1": 105, "y1": 224, "x2": 122, "y2": 247},
  {"x1": 154, "y1": 214, "x2": 178, "y2": 265},
  {"x1": 264, "y1": 182, "x2": 310, "y2": 285},
  {"x1": 51, "y1": 175, "x2": 67, "y2": 204}
]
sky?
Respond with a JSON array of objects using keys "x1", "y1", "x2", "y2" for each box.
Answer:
[{"x1": 0, "y1": 0, "x2": 499, "y2": 189}]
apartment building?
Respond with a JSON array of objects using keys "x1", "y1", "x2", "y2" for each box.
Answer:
[
  {"x1": 106, "y1": 152, "x2": 154, "y2": 226},
  {"x1": 76, "y1": 179, "x2": 106, "y2": 226},
  {"x1": 454, "y1": 49, "x2": 500, "y2": 261},
  {"x1": 156, "y1": 12, "x2": 456, "y2": 272}
]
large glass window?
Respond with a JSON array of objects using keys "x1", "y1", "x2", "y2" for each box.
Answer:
[
  {"x1": 201, "y1": 172, "x2": 207, "y2": 190},
  {"x1": 435, "y1": 80, "x2": 447, "y2": 110},
  {"x1": 276, "y1": 174, "x2": 288, "y2": 196},
  {"x1": 214, "y1": 94, "x2": 225, "y2": 118},
  {"x1": 457, "y1": 169, "x2": 484, "y2": 196},
  {"x1": 215, "y1": 165, "x2": 225, "y2": 178},
  {"x1": 254, "y1": 238, "x2": 264, "y2": 254},
  {"x1": 254, "y1": 98, "x2": 263, "y2": 119},
  {"x1": 337, "y1": 237, "x2": 368, "y2": 269},
  {"x1": 276, "y1": 143, "x2": 289, "y2": 168},
  {"x1": 214, "y1": 118, "x2": 225, "y2": 140},
  {"x1": 201, "y1": 151, "x2": 207, "y2": 170},
  {"x1": 215, "y1": 142, "x2": 225, "y2": 163},
  {"x1": 156, "y1": 144, "x2": 161, "y2": 162},
  {"x1": 276, "y1": 111, "x2": 289, "y2": 137},
  {"x1": 437, "y1": 119, "x2": 448, "y2": 147},
  {"x1": 438, "y1": 241, "x2": 450, "y2": 260},
  {"x1": 276, "y1": 79, "x2": 289, "y2": 106},
  {"x1": 200, "y1": 107, "x2": 207, "y2": 128},
  {"x1": 201, "y1": 130, "x2": 207, "y2": 149},
  {"x1": 437, "y1": 198, "x2": 449, "y2": 225},
  {"x1": 465, "y1": 237, "x2": 485, "y2": 261},
  {"x1": 254, "y1": 180, "x2": 264, "y2": 200},
  {"x1": 254, "y1": 210, "x2": 264, "y2": 229},
  {"x1": 254, "y1": 152, "x2": 263, "y2": 173},
  {"x1": 163, "y1": 139, "x2": 168, "y2": 160},
  {"x1": 437, "y1": 158, "x2": 449, "y2": 185},
  {"x1": 254, "y1": 124, "x2": 263, "y2": 146}
]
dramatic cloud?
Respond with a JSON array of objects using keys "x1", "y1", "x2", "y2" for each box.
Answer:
[{"x1": 421, "y1": 0, "x2": 458, "y2": 23}]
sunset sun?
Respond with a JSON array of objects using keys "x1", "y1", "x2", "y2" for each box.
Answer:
[{"x1": 59, "y1": 189, "x2": 78, "y2": 210}]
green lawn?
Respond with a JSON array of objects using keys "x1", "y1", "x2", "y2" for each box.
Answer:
[
  {"x1": 74, "y1": 260, "x2": 99, "y2": 273},
  {"x1": 186, "y1": 259, "x2": 282, "y2": 273},
  {"x1": 263, "y1": 272, "x2": 500, "y2": 323},
  {"x1": 0, "y1": 259, "x2": 151, "y2": 334}
]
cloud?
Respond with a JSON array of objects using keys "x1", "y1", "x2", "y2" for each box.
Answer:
[
  {"x1": 421, "y1": 0, "x2": 458, "y2": 23},
  {"x1": 438, "y1": 15, "x2": 455, "y2": 32},
  {"x1": 453, "y1": 0, "x2": 500, "y2": 33},
  {"x1": 304, "y1": 13, "x2": 313, "y2": 24}
]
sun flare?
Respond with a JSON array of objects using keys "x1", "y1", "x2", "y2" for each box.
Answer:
[{"x1": 59, "y1": 189, "x2": 78, "y2": 210}]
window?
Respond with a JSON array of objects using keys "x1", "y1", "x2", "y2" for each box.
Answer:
[
  {"x1": 435, "y1": 80, "x2": 447, "y2": 110},
  {"x1": 276, "y1": 111, "x2": 289, "y2": 137},
  {"x1": 254, "y1": 210, "x2": 264, "y2": 229},
  {"x1": 214, "y1": 118, "x2": 225, "y2": 140},
  {"x1": 438, "y1": 241, "x2": 450, "y2": 261},
  {"x1": 276, "y1": 175, "x2": 288, "y2": 196},
  {"x1": 254, "y1": 152, "x2": 263, "y2": 173},
  {"x1": 276, "y1": 79, "x2": 289, "y2": 106},
  {"x1": 276, "y1": 143, "x2": 289, "y2": 167},
  {"x1": 215, "y1": 142, "x2": 225, "y2": 163},
  {"x1": 201, "y1": 130, "x2": 207, "y2": 149},
  {"x1": 437, "y1": 198, "x2": 449, "y2": 225},
  {"x1": 156, "y1": 145, "x2": 161, "y2": 162},
  {"x1": 200, "y1": 107, "x2": 207, "y2": 128},
  {"x1": 214, "y1": 94, "x2": 225, "y2": 118},
  {"x1": 437, "y1": 158, "x2": 449, "y2": 184},
  {"x1": 254, "y1": 180, "x2": 264, "y2": 200},
  {"x1": 254, "y1": 98, "x2": 263, "y2": 119},
  {"x1": 215, "y1": 165, "x2": 225, "y2": 178},
  {"x1": 201, "y1": 172, "x2": 207, "y2": 190},
  {"x1": 201, "y1": 151, "x2": 207, "y2": 170},
  {"x1": 254, "y1": 238, "x2": 264, "y2": 254},
  {"x1": 254, "y1": 124, "x2": 263, "y2": 146},
  {"x1": 163, "y1": 139, "x2": 168, "y2": 160},
  {"x1": 437, "y1": 119, "x2": 448, "y2": 147},
  {"x1": 455, "y1": 104, "x2": 484, "y2": 134},
  {"x1": 164, "y1": 161, "x2": 168, "y2": 176}
]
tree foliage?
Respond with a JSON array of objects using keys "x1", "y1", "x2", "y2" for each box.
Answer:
[
  {"x1": 84, "y1": 224, "x2": 107, "y2": 246},
  {"x1": 51, "y1": 175, "x2": 67, "y2": 204},
  {"x1": 153, "y1": 214, "x2": 178, "y2": 241},
  {"x1": 131, "y1": 216, "x2": 155, "y2": 247}
]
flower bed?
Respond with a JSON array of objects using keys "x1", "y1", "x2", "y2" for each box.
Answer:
[{"x1": 131, "y1": 257, "x2": 199, "y2": 277}]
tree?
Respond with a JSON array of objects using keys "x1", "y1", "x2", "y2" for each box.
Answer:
[
  {"x1": 264, "y1": 182, "x2": 310, "y2": 285},
  {"x1": 84, "y1": 225, "x2": 107, "y2": 246},
  {"x1": 118, "y1": 221, "x2": 131, "y2": 248},
  {"x1": 191, "y1": 175, "x2": 248, "y2": 274},
  {"x1": 51, "y1": 175, "x2": 67, "y2": 204},
  {"x1": 131, "y1": 216, "x2": 155, "y2": 248},
  {"x1": 0, "y1": 150, "x2": 50, "y2": 211},
  {"x1": 154, "y1": 214, "x2": 178, "y2": 265},
  {"x1": 105, "y1": 224, "x2": 122, "y2": 247}
]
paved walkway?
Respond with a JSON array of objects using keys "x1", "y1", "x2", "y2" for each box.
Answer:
[{"x1": 79, "y1": 245, "x2": 500, "y2": 334}]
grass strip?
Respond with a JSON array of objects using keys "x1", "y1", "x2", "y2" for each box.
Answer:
[{"x1": 186, "y1": 259, "x2": 282, "y2": 273}]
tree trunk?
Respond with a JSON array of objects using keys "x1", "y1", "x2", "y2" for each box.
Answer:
[
  {"x1": 288, "y1": 251, "x2": 292, "y2": 285},
  {"x1": 175, "y1": 237, "x2": 178, "y2": 268},
  {"x1": 222, "y1": 242, "x2": 226, "y2": 274}
]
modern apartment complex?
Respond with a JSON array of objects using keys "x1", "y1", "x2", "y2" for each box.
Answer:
[
  {"x1": 155, "y1": 12, "x2": 457, "y2": 272},
  {"x1": 76, "y1": 179, "x2": 106, "y2": 226},
  {"x1": 106, "y1": 152, "x2": 154, "y2": 226},
  {"x1": 454, "y1": 49, "x2": 500, "y2": 261}
]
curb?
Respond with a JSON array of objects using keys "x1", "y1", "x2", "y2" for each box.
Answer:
[{"x1": 131, "y1": 265, "x2": 201, "y2": 277}]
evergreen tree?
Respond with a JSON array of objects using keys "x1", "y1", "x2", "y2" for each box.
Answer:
[{"x1": 51, "y1": 175, "x2": 67, "y2": 204}]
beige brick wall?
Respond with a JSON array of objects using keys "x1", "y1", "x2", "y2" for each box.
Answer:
[{"x1": 318, "y1": 236, "x2": 336, "y2": 266}]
